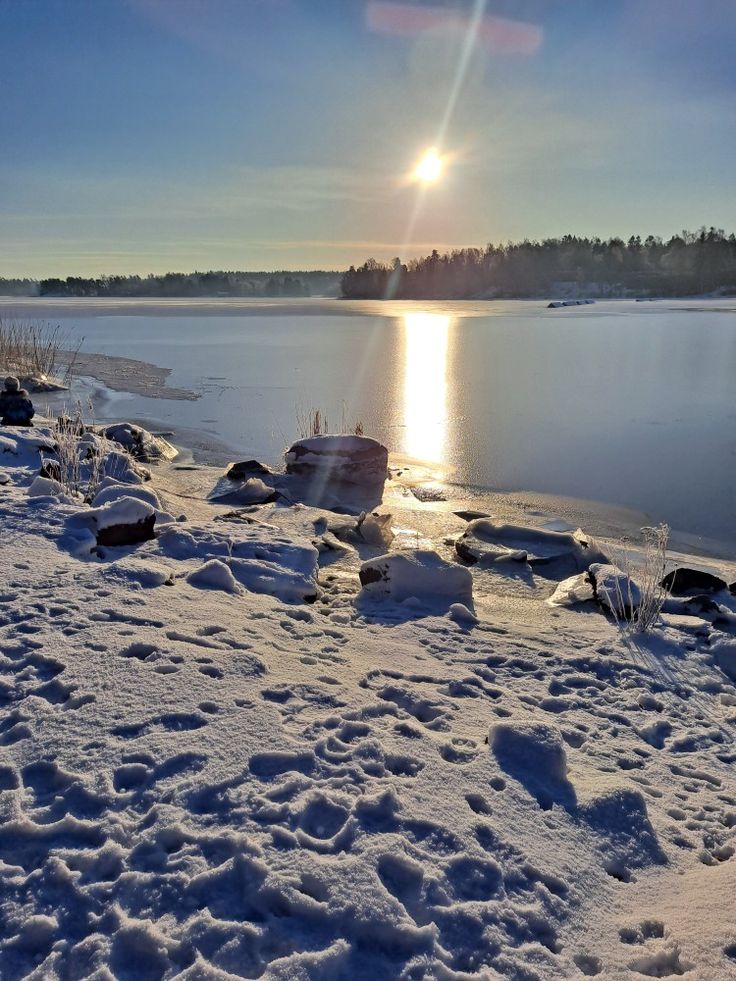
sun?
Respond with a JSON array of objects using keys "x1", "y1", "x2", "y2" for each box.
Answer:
[{"x1": 414, "y1": 147, "x2": 444, "y2": 184}]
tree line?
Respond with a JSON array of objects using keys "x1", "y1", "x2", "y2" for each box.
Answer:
[
  {"x1": 340, "y1": 228, "x2": 736, "y2": 300},
  {"x1": 0, "y1": 270, "x2": 341, "y2": 298}
]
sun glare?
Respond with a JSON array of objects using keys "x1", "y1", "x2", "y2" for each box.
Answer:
[{"x1": 414, "y1": 147, "x2": 444, "y2": 184}]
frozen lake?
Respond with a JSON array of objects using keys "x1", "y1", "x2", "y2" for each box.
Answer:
[{"x1": 7, "y1": 296, "x2": 736, "y2": 549}]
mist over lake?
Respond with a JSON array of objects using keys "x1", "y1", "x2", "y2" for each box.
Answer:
[{"x1": 23, "y1": 296, "x2": 736, "y2": 549}]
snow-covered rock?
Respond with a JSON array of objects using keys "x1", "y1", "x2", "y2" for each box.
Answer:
[
  {"x1": 101, "y1": 422, "x2": 177, "y2": 462},
  {"x1": 27, "y1": 475, "x2": 65, "y2": 499},
  {"x1": 456, "y1": 520, "x2": 606, "y2": 573},
  {"x1": 92, "y1": 481, "x2": 161, "y2": 511},
  {"x1": 547, "y1": 571, "x2": 595, "y2": 607},
  {"x1": 187, "y1": 559, "x2": 242, "y2": 594},
  {"x1": 221, "y1": 477, "x2": 277, "y2": 505},
  {"x1": 589, "y1": 563, "x2": 641, "y2": 618},
  {"x1": 359, "y1": 549, "x2": 473, "y2": 609},
  {"x1": 490, "y1": 721, "x2": 575, "y2": 810},
  {"x1": 157, "y1": 524, "x2": 319, "y2": 603},
  {"x1": 711, "y1": 639, "x2": 736, "y2": 682},
  {"x1": 91, "y1": 497, "x2": 156, "y2": 547},
  {"x1": 285, "y1": 434, "x2": 388, "y2": 500},
  {"x1": 103, "y1": 557, "x2": 174, "y2": 588}
]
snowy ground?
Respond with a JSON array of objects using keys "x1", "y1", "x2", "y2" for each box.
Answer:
[{"x1": 1, "y1": 425, "x2": 736, "y2": 980}]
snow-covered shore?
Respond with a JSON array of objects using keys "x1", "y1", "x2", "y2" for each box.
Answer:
[{"x1": 1, "y1": 423, "x2": 735, "y2": 979}]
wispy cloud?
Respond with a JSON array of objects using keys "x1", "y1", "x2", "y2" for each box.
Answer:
[{"x1": 366, "y1": 1, "x2": 542, "y2": 56}]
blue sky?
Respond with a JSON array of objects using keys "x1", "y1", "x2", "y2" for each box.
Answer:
[{"x1": 1, "y1": 0, "x2": 735, "y2": 275}]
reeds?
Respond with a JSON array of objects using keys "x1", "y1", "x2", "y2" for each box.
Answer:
[{"x1": 0, "y1": 316, "x2": 81, "y2": 383}]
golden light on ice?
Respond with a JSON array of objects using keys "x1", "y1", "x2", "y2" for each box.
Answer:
[
  {"x1": 413, "y1": 147, "x2": 444, "y2": 184},
  {"x1": 402, "y1": 312, "x2": 450, "y2": 463}
]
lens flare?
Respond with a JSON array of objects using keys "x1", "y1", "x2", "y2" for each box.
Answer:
[{"x1": 413, "y1": 147, "x2": 444, "y2": 184}]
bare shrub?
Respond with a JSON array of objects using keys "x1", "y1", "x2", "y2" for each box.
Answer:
[{"x1": 609, "y1": 523, "x2": 670, "y2": 635}]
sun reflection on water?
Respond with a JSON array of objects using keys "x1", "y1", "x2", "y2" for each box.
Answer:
[{"x1": 402, "y1": 312, "x2": 450, "y2": 464}]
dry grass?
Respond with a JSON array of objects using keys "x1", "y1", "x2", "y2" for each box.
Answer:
[
  {"x1": 295, "y1": 404, "x2": 365, "y2": 439},
  {"x1": 44, "y1": 402, "x2": 104, "y2": 500},
  {"x1": 0, "y1": 316, "x2": 82, "y2": 383}
]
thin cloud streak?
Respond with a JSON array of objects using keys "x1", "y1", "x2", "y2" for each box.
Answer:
[{"x1": 366, "y1": 1, "x2": 542, "y2": 55}]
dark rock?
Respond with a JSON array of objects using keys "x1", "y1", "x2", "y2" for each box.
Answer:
[
  {"x1": 96, "y1": 515, "x2": 156, "y2": 547},
  {"x1": 226, "y1": 459, "x2": 273, "y2": 480},
  {"x1": 40, "y1": 459, "x2": 62, "y2": 482},
  {"x1": 454, "y1": 509, "x2": 491, "y2": 522},
  {"x1": 285, "y1": 435, "x2": 388, "y2": 486},
  {"x1": 661, "y1": 567, "x2": 728, "y2": 596},
  {"x1": 359, "y1": 565, "x2": 385, "y2": 587},
  {"x1": 284, "y1": 434, "x2": 388, "y2": 510}
]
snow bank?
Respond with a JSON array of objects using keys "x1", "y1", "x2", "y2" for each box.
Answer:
[{"x1": 158, "y1": 524, "x2": 320, "y2": 603}]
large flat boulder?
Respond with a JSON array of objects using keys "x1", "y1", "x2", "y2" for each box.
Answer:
[{"x1": 285, "y1": 435, "x2": 388, "y2": 487}]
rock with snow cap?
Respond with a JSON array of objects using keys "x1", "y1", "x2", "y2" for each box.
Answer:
[
  {"x1": 589, "y1": 563, "x2": 641, "y2": 619},
  {"x1": 285, "y1": 434, "x2": 388, "y2": 491}
]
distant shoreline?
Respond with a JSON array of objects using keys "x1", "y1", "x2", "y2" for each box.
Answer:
[{"x1": 2, "y1": 294, "x2": 736, "y2": 318}]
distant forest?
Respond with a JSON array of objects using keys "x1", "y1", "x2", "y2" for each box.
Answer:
[
  {"x1": 341, "y1": 228, "x2": 736, "y2": 300},
  {"x1": 3, "y1": 229, "x2": 735, "y2": 301},
  {"x1": 0, "y1": 270, "x2": 341, "y2": 298}
]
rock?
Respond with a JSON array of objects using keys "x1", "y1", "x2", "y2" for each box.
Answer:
[
  {"x1": 410, "y1": 485, "x2": 446, "y2": 502},
  {"x1": 211, "y1": 477, "x2": 277, "y2": 505},
  {"x1": 456, "y1": 520, "x2": 606, "y2": 572},
  {"x1": 27, "y1": 475, "x2": 64, "y2": 498},
  {"x1": 101, "y1": 423, "x2": 177, "y2": 462},
  {"x1": 547, "y1": 572, "x2": 595, "y2": 607},
  {"x1": 285, "y1": 434, "x2": 388, "y2": 488},
  {"x1": 39, "y1": 459, "x2": 62, "y2": 481},
  {"x1": 589, "y1": 563, "x2": 641, "y2": 618},
  {"x1": 355, "y1": 511, "x2": 394, "y2": 547},
  {"x1": 661, "y1": 567, "x2": 728, "y2": 596},
  {"x1": 92, "y1": 497, "x2": 156, "y2": 547},
  {"x1": 453, "y1": 509, "x2": 491, "y2": 522},
  {"x1": 226, "y1": 460, "x2": 273, "y2": 480},
  {"x1": 359, "y1": 549, "x2": 473, "y2": 609},
  {"x1": 92, "y1": 481, "x2": 161, "y2": 511},
  {"x1": 448, "y1": 602, "x2": 478, "y2": 626}
]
